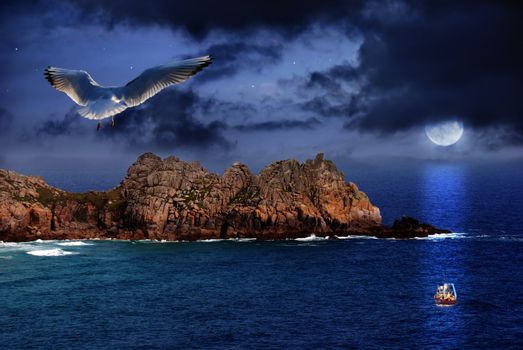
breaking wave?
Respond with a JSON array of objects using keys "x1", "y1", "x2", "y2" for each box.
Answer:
[
  {"x1": 235, "y1": 238, "x2": 257, "y2": 242},
  {"x1": 26, "y1": 248, "x2": 76, "y2": 256},
  {"x1": 414, "y1": 232, "x2": 467, "y2": 240},
  {"x1": 0, "y1": 242, "x2": 34, "y2": 251},
  {"x1": 335, "y1": 235, "x2": 379, "y2": 240},
  {"x1": 57, "y1": 241, "x2": 93, "y2": 246},
  {"x1": 295, "y1": 234, "x2": 327, "y2": 242},
  {"x1": 197, "y1": 238, "x2": 257, "y2": 243}
]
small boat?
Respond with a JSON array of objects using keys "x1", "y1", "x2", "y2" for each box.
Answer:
[{"x1": 434, "y1": 283, "x2": 457, "y2": 306}]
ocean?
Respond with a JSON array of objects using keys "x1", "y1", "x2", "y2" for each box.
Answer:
[{"x1": 1, "y1": 161, "x2": 523, "y2": 349}]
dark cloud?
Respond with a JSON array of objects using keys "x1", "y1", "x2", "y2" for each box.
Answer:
[
  {"x1": 233, "y1": 117, "x2": 321, "y2": 132},
  {"x1": 307, "y1": 65, "x2": 358, "y2": 89},
  {"x1": 306, "y1": 72, "x2": 342, "y2": 92},
  {"x1": 2, "y1": 0, "x2": 523, "y2": 162},
  {"x1": 100, "y1": 89, "x2": 233, "y2": 151},
  {"x1": 302, "y1": 96, "x2": 359, "y2": 119},
  {"x1": 286, "y1": 64, "x2": 360, "y2": 118},
  {"x1": 10, "y1": 0, "x2": 522, "y2": 142},
  {"x1": 35, "y1": 109, "x2": 83, "y2": 136},
  {"x1": 196, "y1": 42, "x2": 283, "y2": 82},
  {"x1": 33, "y1": 88, "x2": 322, "y2": 150},
  {"x1": 35, "y1": 89, "x2": 233, "y2": 151},
  {"x1": 199, "y1": 97, "x2": 256, "y2": 119},
  {"x1": 353, "y1": 2, "x2": 523, "y2": 133},
  {"x1": 65, "y1": 0, "x2": 364, "y2": 38},
  {"x1": 287, "y1": 2, "x2": 523, "y2": 145}
]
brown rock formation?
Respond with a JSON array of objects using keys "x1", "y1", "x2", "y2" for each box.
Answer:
[{"x1": 0, "y1": 153, "x2": 447, "y2": 242}]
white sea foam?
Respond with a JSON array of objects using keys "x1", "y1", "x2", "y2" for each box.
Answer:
[
  {"x1": 295, "y1": 234, "x2": 327, "y2": 242},
  {"x1": 414, "y1": 232, "x2": 467, "y2": 240},
  {"x1": 234, "y1": 238, "x2": 257, "y2": 242},
  {"x1": 335, "y1": 235, "x2": 379, "y2": 240},
  {"x1": 26, "y1": 248, "x2": 76, "y2": 256},
  {"x1": 57, "y1": 241, "x2": 93, "y2": 247},
  {"x1": 145, "y1": 237, "x2": 258, "y2": 243},
  {"x1": 194, "y1": 237, "x2": 258, "y2": 243},
  {"x1": 1, "y1": 242, "x2": 22, "y2": 248},
  {"x1": 33, "y1": 239, "x2": 58, "y2": 244},
  {"x1": 0, "y1": 242, "x2": 33, "y2": 251}
]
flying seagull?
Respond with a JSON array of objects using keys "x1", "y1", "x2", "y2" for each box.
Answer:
[{"x1": 44, "y1": 55, "x2": 212, "y2": 130}]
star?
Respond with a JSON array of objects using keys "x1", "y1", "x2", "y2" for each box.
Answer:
[
  {"x1": 130, "y1": 65, "x2": 134, "y2": 70},
  {"x1": 251, "y1": 84, "x2": 255, "y2": 88},
  {"x1": 14, "y1": 47, "x2": 18, "y2": 52},
  {"x1": 292, "y1": 61, "x2": 296, "y2": 65}
]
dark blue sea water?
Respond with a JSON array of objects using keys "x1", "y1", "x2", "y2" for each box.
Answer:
[{"x1": 1, "y1": 162, "x2": 523, "y2": 349}]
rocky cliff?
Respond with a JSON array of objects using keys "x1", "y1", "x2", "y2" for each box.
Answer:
[{"x1": 0, "y1": 153, "x2": 447, "y2": 242}]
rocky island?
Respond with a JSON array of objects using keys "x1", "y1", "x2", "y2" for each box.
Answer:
[{"x1": 0, "y1": 153, "x2": 449, "y2": 242}]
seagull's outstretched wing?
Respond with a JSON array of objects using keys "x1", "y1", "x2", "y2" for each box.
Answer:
[
  {"x1": 122, "y1": 55, "x2": 212, "y2": 107},
  {"x1": 44, "y1": 67, "x2": 100, "y2": 106}
]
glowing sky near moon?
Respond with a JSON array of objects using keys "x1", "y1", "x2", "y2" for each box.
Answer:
[{"x1": 425, "y1": 121, "x2": 464, "y2": 146}]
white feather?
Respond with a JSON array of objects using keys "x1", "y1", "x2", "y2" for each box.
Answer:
[
  {"x1": 44, "y1": 67, "x2": 100, "y2": 106},
  {"x1": 121, "y1": 55, "x2": 213, "y2": 107}
]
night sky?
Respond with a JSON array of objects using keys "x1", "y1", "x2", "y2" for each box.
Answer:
[{"x1": 1, "y1": 0, "x2": 522, "y2": 176}]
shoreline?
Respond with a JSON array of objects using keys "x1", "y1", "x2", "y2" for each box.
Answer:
[{"x1": 2, "y1": 230, "x2": 460, "y2": 244}]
